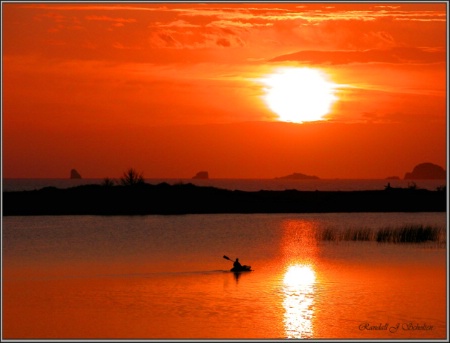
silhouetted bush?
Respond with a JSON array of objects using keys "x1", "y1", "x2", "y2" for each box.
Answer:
[
  {"x1": 120, "y1": 168, "x2": 145, "y2": 186},
  {"x1": 407, "y1": 182, "x2": 418, "y2": 190},
  {"x1": 101, "y1": 177, "x2": 116, "y2": 187},
  {"x1": 436, "y1": 185, "x2": 446, "y2": 192}
]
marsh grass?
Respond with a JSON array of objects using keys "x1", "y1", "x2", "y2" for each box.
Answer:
[{"x1": 318, "y1": 225, "x2": 445, "y2": 244}]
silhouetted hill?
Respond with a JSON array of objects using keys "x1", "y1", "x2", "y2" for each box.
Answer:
[
  {"x1": 3, "y1": 182, "x2": 445, "y2": 215},
  {"x1": 404, "y1": 163, "x2": 446, "y2": 180}
]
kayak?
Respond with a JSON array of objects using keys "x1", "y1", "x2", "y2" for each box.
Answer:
[{"x1": 230, "y1": 265, "x2": 252, "y2": 272}]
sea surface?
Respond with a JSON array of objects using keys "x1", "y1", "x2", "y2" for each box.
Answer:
[
  {"x1": 2, "y1": 212, "x2": 447, "y2": 339},
  {"x1": 2, "y1": 177, "x2": 447, "y2": 192}
]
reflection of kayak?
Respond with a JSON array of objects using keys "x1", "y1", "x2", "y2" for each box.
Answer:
[{"x1": 230, "y1": 265, "x2": 252, "y2": 272}]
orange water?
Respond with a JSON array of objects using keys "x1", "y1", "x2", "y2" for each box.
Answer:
[{"x1": 2, "y1": 214, "x2": 447, "y2": 339}]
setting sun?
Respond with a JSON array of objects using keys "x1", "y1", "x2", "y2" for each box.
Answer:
[{"x1": 261, "y1": 68, "x2": 337, "y2": 123}]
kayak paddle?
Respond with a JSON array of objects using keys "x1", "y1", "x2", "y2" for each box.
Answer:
[{"x1": 223, "y1": 255, "x2": 235, "y2": 262}]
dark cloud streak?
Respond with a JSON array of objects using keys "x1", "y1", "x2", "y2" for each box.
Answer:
[{"x1": 270, "y1": 46, "x2": 446, "y2": 65}]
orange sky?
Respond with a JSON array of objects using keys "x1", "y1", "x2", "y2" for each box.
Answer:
[{"x1": 2, "y1": 2, "x2": 447, "y2": 179}]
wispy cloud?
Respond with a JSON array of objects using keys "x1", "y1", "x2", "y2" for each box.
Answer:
[
  {"x1": 172, "y1": 5, "x2": 446, "y2": 24},
  {"x1": 153, "y1": 19, "x2": 201, "y2": 28},
  {"x1": 206, "y1": 20, "x2": 261, "y2": 28},
  {"x1": 85, "y1": 15, "x2": 136, "y2": 23},
  {"x1": 20, "y1": 3, "x2": 447, "y2": 23},
  {"x1": 5, "y1": 3, "x2": 446, "y2": 64},
  {"x1": 20, "y1": 4, "x2": 165, "y2": 12}
]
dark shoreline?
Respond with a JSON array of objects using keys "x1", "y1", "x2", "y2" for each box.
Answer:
[{"x1": 2, "y1": 182, "x2": 446, "y2": 216}]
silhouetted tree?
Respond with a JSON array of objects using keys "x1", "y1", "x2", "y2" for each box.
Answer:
[{"x1": 120, "y1": 168, "x2": 145, "y2": 186}]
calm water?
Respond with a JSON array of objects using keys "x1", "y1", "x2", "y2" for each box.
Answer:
[
  {"x1": 2, "y1": 212, "x2": 447, "y2": 339},
  {"x1": 2, "y1": 177, "x2": 446, "y2": 192}
]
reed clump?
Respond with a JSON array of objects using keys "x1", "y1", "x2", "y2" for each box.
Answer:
[
  {"x1": 376, "y1": 225, "x2": 442, "y2": 243},
  {"x1": 320, "y1": 227, "x2": 375, "y2": 241},
  {"x1": 319, "y1": 225, "x2": 445, "y2": 244}
]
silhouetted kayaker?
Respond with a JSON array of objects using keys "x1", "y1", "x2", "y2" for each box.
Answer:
[{"x1": 223, "y1": 255, "x2": 252, "y2": 272}]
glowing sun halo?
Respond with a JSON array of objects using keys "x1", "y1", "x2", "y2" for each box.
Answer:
[{"x1": 261, "y1": 67, "x2": 338, "y2": 123}]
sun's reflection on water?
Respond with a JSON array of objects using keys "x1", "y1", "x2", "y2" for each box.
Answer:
[
  {"x1": 283, "y1": 264, "x2": 316, "y2": 338},
  {"x1": 279, "y1": 219, "x2": 319, "y2": 338}
]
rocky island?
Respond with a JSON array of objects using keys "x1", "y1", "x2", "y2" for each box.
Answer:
[
  {"x1": 275, "y1": 172, "x2": 320, "y2": 180},
  {"x1": 192, "y1": 171, "x2": 209, "y2": 179},
  {"x1": 70, "y1": 169, "x2": 82, "y2": 179},
  {"x1": 404, "y1": 163, "x2": 446, "y2": 180}
]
